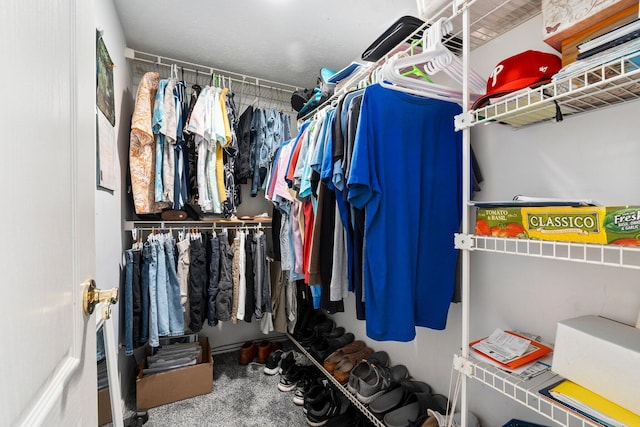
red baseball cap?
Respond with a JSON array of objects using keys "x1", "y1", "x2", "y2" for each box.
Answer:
[{"x1": 472, "y1": 50, "x2": 561, "y2": 110}]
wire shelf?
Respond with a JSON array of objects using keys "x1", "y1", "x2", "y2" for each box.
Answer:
[
  {"x1": 427, "y1": 0, "x2": 542, "y2": 53},
  {"x1": 454, "y1": 355, "x2": 601, "y2": 427},
  {"x1": 461, "y1": 53, "x2": 640, "y2": 129},
  {"x1": 287, "y1": 333, "x2": 385, "y2": 427},
  {"x1": 459, "y1": 234, "x2": 640, "y2": 269}
]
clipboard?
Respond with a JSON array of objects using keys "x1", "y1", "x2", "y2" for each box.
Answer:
[{"x1": 469, "y1": 330, "x2": 553, "y2": 370}]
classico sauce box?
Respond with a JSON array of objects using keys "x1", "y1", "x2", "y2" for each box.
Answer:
[{"x1": 475, "y1": 206, "x2": 640, "y2": 246}]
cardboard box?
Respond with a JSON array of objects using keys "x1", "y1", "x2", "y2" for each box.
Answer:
[
  {"x1": 136, "y1": 336, "x2": 213, "y2": 410},
  {"x1": 98, "y1": 387, "x2": 112, "y2": 426},
  {"x1": 552, "y1": 315, "x2": 640, "y2": 415},
  {"x1": 542, "y1": 0, "x2": 638, "y2": 52},
  {"x1": 475, "y1": 205, "x2": 640, "y2": 245}
]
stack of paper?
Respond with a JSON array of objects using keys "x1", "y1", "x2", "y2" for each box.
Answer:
[{"x1": 470, "y1": 329, "x2": 553, "y2": 370}]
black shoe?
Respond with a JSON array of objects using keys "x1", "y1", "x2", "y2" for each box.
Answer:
[
  {"x1": 306, "y1": 387, "x2": 351, "y2": 427},
  {"x1": 299, "y1": 318, "x2": 335, "y2": 346},
  {"x1": 325, "y1": 326, "x2": 345, "y2": 339},
  {"x1": 278, "y1": 363, "x2": 305, "y2": 392},
  {"x1": 326, "y1": 404, "x2": 358, "y2": 427},
  {"x1": 327, "y1": 332, "x2": 355, "y2": 350},
  {"x1": 303, "y1": 379, "x2": 330, "y2": 416},
  {"x1": 293, "y1": 367, "x2": 322, "y2": 406},
  {"x1": 279, "y1": 351, "x2": 297, "y2": 376},
  {"x1": 293, "y1": 307, "x2": 318, "y2": 340},
  {"x1": 263, "y1": 349, "x2": 286, "y2": 375}
]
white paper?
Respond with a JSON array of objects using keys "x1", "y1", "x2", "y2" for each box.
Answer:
[{"x1": 472, "y1": 329, "x2": 530, "y2": 363}]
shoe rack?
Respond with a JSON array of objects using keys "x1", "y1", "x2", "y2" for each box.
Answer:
[{"x1": 287, "y1": 333, "x2": 385, "y2": 427}]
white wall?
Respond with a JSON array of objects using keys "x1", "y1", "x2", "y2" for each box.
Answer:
[
  {"x1": 334, "y1": 13, "x2": 640, "y2": 427},
  {"x1": 94, "y1": 0, "x2": 135, "y2": 411}
]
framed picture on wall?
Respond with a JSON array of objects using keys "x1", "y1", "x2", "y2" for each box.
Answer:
[
  {"x1": 96, "y1": 30, "x2": 115, "y2": 126},
  {"x1": 96, "y1": 109, "x2": 116, "y2": 191}
]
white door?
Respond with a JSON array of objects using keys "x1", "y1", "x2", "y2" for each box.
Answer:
[{"x1": 0, "y1": 0, "x2": 98, "y2": 425}]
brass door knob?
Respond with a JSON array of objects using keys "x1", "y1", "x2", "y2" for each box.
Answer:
[{"x1": 82, "y1": 279, "x2": 119, "y2": 319}]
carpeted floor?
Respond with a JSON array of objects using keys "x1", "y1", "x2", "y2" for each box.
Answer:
[{"x1": 143, "y1": 348, "x2": 308, "y2": 427}]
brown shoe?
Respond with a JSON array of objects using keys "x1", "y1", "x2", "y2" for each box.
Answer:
[
  {"x1": 323, "y1": 340, "x2": 366, "y2": 373},
  {"x1": 333, "y1": 347, "x2": 373, "y2": 383},
  {"x1": 239, "y1": 341, "x2": 257, "y2": 365},
  {"x1": 256, "y1": 340, "x2": 281, "y2": 364}
]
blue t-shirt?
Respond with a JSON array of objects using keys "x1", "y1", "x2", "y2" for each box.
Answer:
[{"x1": 347, "y1": 84, "x2": 462, "y2": 342}]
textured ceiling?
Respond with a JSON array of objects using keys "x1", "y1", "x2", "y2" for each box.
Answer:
[{"x1": 113, "y1": 0, "x2": 419, "y2": 89}]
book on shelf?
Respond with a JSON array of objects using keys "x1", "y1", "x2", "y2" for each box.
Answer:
[
  {"x1": 469, "y1": 329, "x2": 553, "y2": 370},
  {"x1": 539, "y1": 379, "x2": 640, "y2": 427},
  {"x1": 578, "y1": 18, "x2": 640, "y2": 53},
  {"x1": 577, "y1": 29, "x2": 640, "y2": 60},
  {"x1": 553, "y1": 36, "x2": 640, "y2": 81}
]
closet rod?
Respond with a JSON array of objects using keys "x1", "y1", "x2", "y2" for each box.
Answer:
[
  {"x1": 125, "y1": 48, "x2": 301, "y2": 93},
  {"x1": 124, "y1": 219, "x2": 272, "y2": 232}
]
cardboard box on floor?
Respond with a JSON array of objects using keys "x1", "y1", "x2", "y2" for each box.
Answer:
[
  {"x1": 98, "y1": 387, "x2": 112, "y2": 426},
  {"x1": 136, "y1": 336, "x2": 213, "y2": 410}
]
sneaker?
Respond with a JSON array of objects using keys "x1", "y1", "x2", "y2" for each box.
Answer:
[
  {"x1": 278, "y1": 363, "x2": 305, "y2": 392},
  {"x1": 279, "y1": 351, "x2": 297, "y2": 375},
  {"x1": 303, "y1": 378, "x2": 329, "y2": 415},
  {"x1": 356, "y1": 364, "x2": 409, "y2": 404},
  {"x1": 293, "y1": 351, "x2": 313, "y2": 367},
  {"x1": 306, "y1": 387, "x2": 351, "y2": 427},
  {"x1": 293, "y1": 368, "x2": 321, "y2": 406},
  {"x1": 346, "y1": 352, "x2": 390, "y2": 394},
  {"x1": 263, "y1": 349, "x2": 286, "y2": 375}
]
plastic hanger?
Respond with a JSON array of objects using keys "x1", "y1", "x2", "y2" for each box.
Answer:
[
  {"x1": 400, "y1": 39, "x2": 434, "y2": 83},
  {"x1": 379, "y1": 18, "x2": 485, "y2": 104}
]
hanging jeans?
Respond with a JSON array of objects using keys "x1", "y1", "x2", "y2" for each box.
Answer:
[
  {"x1": 254, "y1": 232, "x2": 271, "y2": 314},
  {"x1": 155, "y1": 238, "x2": 170, "y2": 336},
  {"x1": 216, "y1": 233, "x2": 234, "y2": 321},
  {"x1": 207, "y1": 232, "x2": 220, "y2": 326},
  {"x1": 144, "y1": 241, "x2": 160, "y2": 347},
  {"x1": 140, "y1": 245, "x2": 150, "y2": 345},
  {"x1": 176, "y1": 238, "x2": 191, "y2": 327},
  {"x1": 132, "y1": 249, "x2": 143, "y2": 347},
  {"x1": 124, "y1": 250, "x2": 134, "y2": 356},
  {"x1": 188, "y1": 238, "x2": 207, "y2": 332},
  {"x1": 243, "y1": 231, "x2": 255, "y2": 323},
  {"x1": 164, "y1": 237, "x2": 185, "y2": 335},
  {"x1": 231, "y1": 233, "x2": 242, "y2": 324}
]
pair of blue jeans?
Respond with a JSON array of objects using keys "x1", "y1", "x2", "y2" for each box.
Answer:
[
  {"x1": 123, "y1": 248, "x2": 144, "y2": 355},
  {"x1": 164, "y1": 237, "x2": 185, "y2": 335},
  {"x1": 143, "y1": 242, "x2": 159, "y2": 347}
]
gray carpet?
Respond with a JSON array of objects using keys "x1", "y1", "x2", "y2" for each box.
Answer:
[{"x1": 144, "y1": 349, "x2": 308, "y2": 427}]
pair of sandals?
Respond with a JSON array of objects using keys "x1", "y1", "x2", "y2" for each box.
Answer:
[{"x1": 368, "y1": 379, "x2": 448, "y2": 427}]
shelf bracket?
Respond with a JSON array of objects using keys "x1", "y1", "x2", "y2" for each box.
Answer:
[
  {"x1": 455, "y1": 233, "x2": 475, "y2": 250},
  {"x1": 454, "y1": 111, "x2": 474, "y2": 130},
  {"x1": 453, "y1": 354, "x2": 474, "y2": 376}
]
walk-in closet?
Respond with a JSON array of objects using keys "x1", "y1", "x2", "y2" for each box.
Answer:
[{"x1": 4, "y1": 0, "x2": 640, "y2": 426}]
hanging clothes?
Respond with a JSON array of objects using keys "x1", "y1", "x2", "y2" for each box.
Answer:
[
  {"x1": 188, "y1": 233, "x2": 207, "y2": 332},
  {"x1": 216, "y1": 230, "x2": 234, "y2": 322},
  {"x1": 206, "y1": 231, "x2": 220, "y2": 326},
  {"x1": 129, "y1": 71, "x2": 161, "y2": 214},
  {"x1": 347, "y1": 84, "x2": 463, "y2": 342}
]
